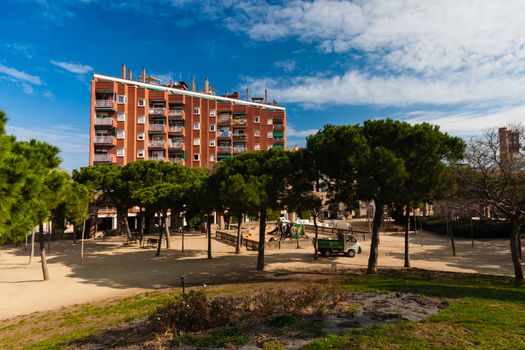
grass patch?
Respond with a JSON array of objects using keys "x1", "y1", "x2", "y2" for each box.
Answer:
[{"x1": 299, "y1": 269, "x2": 525, "y2": 349}]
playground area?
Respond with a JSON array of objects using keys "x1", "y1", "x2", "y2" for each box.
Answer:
[{"x1": 0, "y1": 222, "x2": 519, "y2": 321}]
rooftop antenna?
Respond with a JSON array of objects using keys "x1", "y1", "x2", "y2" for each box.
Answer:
[
  {"x1": 179, "y1": 71, "x2": 182, "y2": 82},
  {"x1": 168, "y1": 69, "x2": 172, "y2": 83}
]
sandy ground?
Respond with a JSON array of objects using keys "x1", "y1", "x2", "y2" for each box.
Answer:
[{"x1": 0, "y1": 228, "x2": 520, "y2": 321}]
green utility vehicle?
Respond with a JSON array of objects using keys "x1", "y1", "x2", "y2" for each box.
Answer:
[{"x1": 314, "y1": 233, "x2": 362, "y2": 257}]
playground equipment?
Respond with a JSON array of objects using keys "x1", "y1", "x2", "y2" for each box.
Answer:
[{"x1": 269, "y1": 217, "x2": 307, "y2": 240}]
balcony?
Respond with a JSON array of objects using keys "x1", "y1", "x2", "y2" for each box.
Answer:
[
  {"x1": 148, "y1": 124, "x2": 165, "y2": 131},
  {"x1": 148, "y1": 140, "x2": 165, "y2": 148},
  {"x1": 273, "y1": 124, "x2": 284, "y2": 131},
  {"x1": 218, "y1": 115, "x2": 232, "y2": 124},
  {"x1": 148, "y1": 107, "x2": 166, "y2": 115},
  {"x1": 233, "y1": 118, "x2": 247, "y2": 126},
  {"x1": 233, "y1": 147, "x2": 246, "y2": 154},
  {"x1": 168, "y1": 109, "x2": 185, "y2": 117},
  {"x1": 218, "y1": 146, "x2": 232, "y2": 153},
  {"x1": 168, "y1": 125, "x2": 184, "y2": 133},
  {"x1": 94, "y1": 154, "x2": 114, "y2": 163},
  {"x1": 233, "y1": 133, "x2": 246, "y2": 140},
  {"x1": 274, "y1": 137, "x2": 285, "y2": 144},
  {"x1": 94, "y1": 135, "x2": 116, "y2": 146},
  {"x1": 169, "y1": 158, "x2": 185, "y2": 165},
  {"x1": 95, "y1": 100, "x2": 115, "y2": 108},
  {"x1": 218, "y1": 131, "x2": 232, "y2": 139},
  {"x1": 94, "y1": 117, "x2": 116, "y2": 127},
  {"x1": 148, "y1": 156, "x2": 165, "y2": 161},
  {"x1": 168, "y1": 141, "x2": 184, "y2": 149}
]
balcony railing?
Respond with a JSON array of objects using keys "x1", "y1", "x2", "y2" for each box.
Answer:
[
  {"x1": 169, "y1": 158, "x2": 184, "y2": 164},
  {"x1": 148, "y1": 140, "x2": 165, "y2": 147},
  {"x1": 273, "y1": 124, "x2": 284, "y2": 130},
  {"x1": 95, "y1": 100, "x2": 114, "y2": 108},
  {"x1": 233, "y1": 119, "x2": 247, "y2": 126},
  {"x1": 149, "y1": 156, "x2": 165, "y2": 161},
  {"x1": 233, "y1": 133, "x2": 246, "y2": 139},
  {"x1": 94, "y1": 154, "x2": 114, "y2": 162},
  {"x1": 274, "y1": 137, "x2": 285, "y2": 144},
  {"x1": 148, "y1": 124, "x2": 165, "y2": 131},
  {"x1": 233, "y1": 147, "x2": 246, "y2": 154},
  {"x1": 218, "y1": 146, "x2": 232, "y2": 153},
  {"x1": 218, "y1": 116, "x2": 232, "y2": 123},
  {"x1": 218, "y1": 131, "x2": 232, "y2": 138},
  {"x1": 94, "y1": 117, "x2": 115, "y2": 126},
  {"x1": 148, "y1": 107, "x2": 165, "y2": 115},
  {"x1": 168, "y1": 141, "x2": 184, "y2": 149},
  {"x1": 168, "y1": 109, "x2": 184, "y2": 117},
  {"x1": 168, "y1": 126, "x2": 184, "y2": 133},
  {"x1": 94, "y1": 136, "x2": 115, "y2": 144}
]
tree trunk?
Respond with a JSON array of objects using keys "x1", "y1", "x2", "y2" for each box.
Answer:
[
  {"x1": 470, "y1": 216, "x2": 474, "y2": 248},
  {"x1": 510, "y1": 219, "x2": 524, "y2": 286},
  {"x1": 80, "y1": 219, "x2": 86, "y2": 265},
  {"x1": 404, "y1": 205, "x2": 411, "y2": 268},
  {"x1": 367, "y1": 202, "x2": 383, "y2": 274},
  {"x1": 445, "y1": 214, "x2": 456, "y2": 256},
  {"x1": 139, "y1": 211, "x2": 144, "y2": 246},
  {"x1": 207, "y1": 214, "x2": 212, "y2": 259},
  {"x1": 155, "y1": 225, "x2": 163, "y2": 257},
  {"x1": 47, "y1": 220, "x2": 51, "y2": 253},
  {"x1": 29, "y1": 228, "x2": 35, "y2": 264},
  {"x1": 39, "y1": 222, "x2": 50, "y2": 280},
  {"x1": 313, "y1": 214, "x2": 319, "y2": 260},
  {"x1": 419, "y1": 215, "x2": 424, "y2": 246},
  {"x1": 227, "y1": 215, "x2": 233, "y2": 230},
  {"x1": 256, "y1": 208, "x2": 267, "y2": 270},
  {"x1": 164, "y1": 215, "x2": 171, "y2": 250},
  {"x1": 235, "y1": 214, "x2": 242, "y2": 254}
]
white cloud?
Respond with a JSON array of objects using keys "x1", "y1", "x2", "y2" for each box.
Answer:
[
  {"x1": 50, "y1": 60, "x2": 93, "y2": 74},
  {"x1": 287, "y1": 125, "x2": 319, "y2": 138},
  {"x1": 0, "y1": 64, "x2": 42, "y2": 85},
  {"x1": 398, "y1": 106, "x2": 525, "y2": 138},
  {"x1": 230, "y1": 1, "x2": 525, "y2": 108},
  {"x1": 274, "y1": 59, "x2": 296, "y2": 73}
]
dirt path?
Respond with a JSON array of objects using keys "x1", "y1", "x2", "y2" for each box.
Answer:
[{"x1": 0, "y1": 229, "x2": 519, "y2": 320}]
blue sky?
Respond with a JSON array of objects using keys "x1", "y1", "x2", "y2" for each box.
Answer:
[{"x1": 2, "y1": 0, "x2": 525, "y2": 171}]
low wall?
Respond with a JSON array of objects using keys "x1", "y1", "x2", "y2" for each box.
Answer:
[{"x1": 215, "y1": 230, "x2": 311, "y2": 251}]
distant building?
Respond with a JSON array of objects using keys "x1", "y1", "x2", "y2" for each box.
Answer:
[
  {"x1": 90, "y1": 64, "x2": 286, "y2": 168},
  {"x1": 499, "y1": 127, "x2": 520, "y2": 166}
]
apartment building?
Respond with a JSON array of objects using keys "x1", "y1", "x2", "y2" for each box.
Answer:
[{"x1": 90, "y1": 64, "x2": 286, "y2": 168}]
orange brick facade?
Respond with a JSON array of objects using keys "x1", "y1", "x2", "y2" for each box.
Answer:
[{"x1": 90, "y1": 70, "x2": 286, "y2": 168}]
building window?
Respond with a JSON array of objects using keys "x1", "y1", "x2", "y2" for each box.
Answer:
[
  {"x1": 193, "y1": 107, "x2": 200, "y2": 115},
  {"x1": 194, "y1": 137, "x2": 200, "y2": 146},
  {"x1": 137, "y1": 132, "x2": 145, "y2": 141},
  {"x1": 137, "y1": 149, "x2": 145, "y2": 158},
  {"x1": 117, "y1": 130, "x2": 126, "y2": 139},
  {"x1": 210, "y1": 140, "x2": 216, "y2": 147},
  {"x1": 117, "y1": 95, "x2": 127, "y2": 104},
  {"x1": 138, "y1": 99, "x2": 146, "y2": 107},
  {"x1": 117, "y1": 147, "x2": 125, "y2": 157},
  {"x1": 194, "y1": 153, "x2": 200, "y2": 161},
  {"x1": 254, "y1": 144, "x2": 260, "y2": 150},
  {"x1": 138, "y1": 116, "x2": 146, "y2": 124},
  {"x1": 210, "y1": 154, "x2": 216, "y2": 162},
  {"x1": 210, "y1": 124, "x2": 215, "y2": 132},
  {"x1": 254, "y1": 115, "x2": 260, "y2": 123},
  {"x1": 267, "y1": 118, "x2": 273, "y2": 125},
  {"x1": 267, "y1": 131, "x2": 273, "y2": 138},
  {"x1": 210, "y1": 109, "x2": 216, "y2": 117},
  {"x1": 117, "y1": 113, "x2": 126, "y2": 122},
  {"x1": 194, "y1": 122, "x2": 200, "y2": 130},
  {"x1": 254, "y1": 130, "x2": 260, "y2": 137}
]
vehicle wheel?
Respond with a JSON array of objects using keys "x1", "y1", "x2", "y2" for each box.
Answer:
[
  {"x1": 322, "y1": 249, "x2": 331, "y2": 257},
  {"x1": 346, "y1": 249, "x2": 356, "y2": 258}
]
